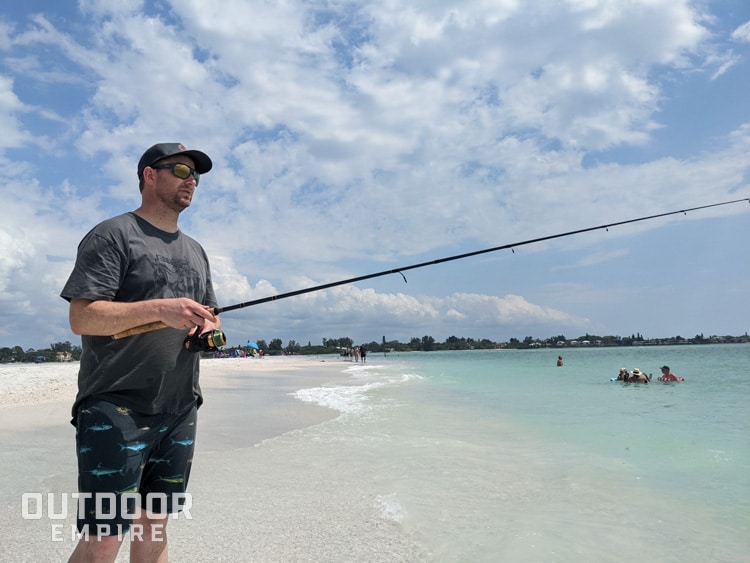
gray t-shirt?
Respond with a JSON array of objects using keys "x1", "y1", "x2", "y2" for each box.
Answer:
[{"x1": 61, "y1": 212, "x2": 218, "y2": 421}]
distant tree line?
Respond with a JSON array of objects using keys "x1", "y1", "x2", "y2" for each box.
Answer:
[
  {"x1": 213, "y1": 335, "x2": 499, "y2": 358},
  {"x1": 2, "y1": 332, "x2": 747, "y2": 363},
  {"x1": 0, "y1": 341, "x2": 82, "y2": 363},
  {"x1": 210, "y1": 331, "x2": 749, "y2": 358},
  {"x1": 513, "y1": 332, "x2": 749, "y2": 349}
]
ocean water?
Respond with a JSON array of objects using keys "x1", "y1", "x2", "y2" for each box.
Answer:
[{"x1": 281, "y1": 344, "x2": 749, "y2": 562}]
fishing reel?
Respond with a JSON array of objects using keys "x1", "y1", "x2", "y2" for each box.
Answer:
[{"x1": 184, "y1": 327, "x2": 226, "y2": 353}]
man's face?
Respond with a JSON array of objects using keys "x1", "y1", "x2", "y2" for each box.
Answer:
[{"x1": 150, "y1": 157, "x2": 198, "y2": 212}]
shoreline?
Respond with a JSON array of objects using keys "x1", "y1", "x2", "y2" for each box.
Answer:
[
  {"x1": 0, "y1": 355, "x2": 349, "y2": 408},
  {"x1": 197, "y1": 356, "x2": 354, "y2": 450}
]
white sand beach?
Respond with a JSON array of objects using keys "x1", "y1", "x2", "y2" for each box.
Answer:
[
  {"x1": 0, "y1": 362, "x2": 80, "y2": 408},
  {"x1": 0, "y1": 356, "x2": 366, "y2": 562}
]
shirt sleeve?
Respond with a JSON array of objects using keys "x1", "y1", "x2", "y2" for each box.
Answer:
[{"x1": 60, "y1": 230, "x2": 127, "y2": 302}]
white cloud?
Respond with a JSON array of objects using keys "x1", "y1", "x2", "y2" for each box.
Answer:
[
  {"x1": 731, "y1": 20, "x2": 750, "y2": 43},
  {"x1": 0, "y1": 74, "x2": 32, "y2": 150},
  {"x1": 433, "y1": 292, "x2": 586, "y2": 326}
]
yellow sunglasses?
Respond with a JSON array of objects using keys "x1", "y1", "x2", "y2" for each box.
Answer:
[{"x1": 151, "y1": 163, "x2": 201, "y2": 185}]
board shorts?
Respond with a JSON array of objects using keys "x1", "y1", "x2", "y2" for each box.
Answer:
[{"x1": 74, "y1": 398, "x2": 197, "y2": 534}]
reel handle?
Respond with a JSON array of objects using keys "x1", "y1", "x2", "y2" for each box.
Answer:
[{"x1": 114, "y1": 328, "x2": 226, "y2": 353}]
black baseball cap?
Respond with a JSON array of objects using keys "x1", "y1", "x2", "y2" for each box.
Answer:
[{"x1": 137, "y1": 143, "x2": 213, "y2": 178}]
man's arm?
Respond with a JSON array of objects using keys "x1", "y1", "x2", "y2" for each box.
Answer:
[{"x1": 69, "y1": 298, "x2": 219, "y2": 336}]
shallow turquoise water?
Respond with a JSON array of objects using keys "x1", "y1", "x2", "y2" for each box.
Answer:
[{"x1": 291, "y1": 344, "x2": 749, "y2": 561}]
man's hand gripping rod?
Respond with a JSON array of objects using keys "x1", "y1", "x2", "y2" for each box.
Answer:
[{"x1": 111, "y1": 197, "x2": 749, "y2": 340}]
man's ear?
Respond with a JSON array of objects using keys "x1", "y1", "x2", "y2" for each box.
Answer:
[{"x1": 143, "y1": 166, "x2": 159, "y2": 186}]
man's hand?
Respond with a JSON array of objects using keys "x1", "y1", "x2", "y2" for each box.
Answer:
[{"x1": 160, "y1": 299, "x2": 218, "y2": 331}]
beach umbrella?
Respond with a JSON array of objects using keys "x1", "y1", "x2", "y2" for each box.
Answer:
[{"x1": 247, "y1": 341, "x2": 259, "y2": 349}]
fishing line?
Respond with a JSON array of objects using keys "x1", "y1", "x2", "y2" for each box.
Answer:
[{"x1": 113, "y1": 197, "x2": 749, "y2": 339}]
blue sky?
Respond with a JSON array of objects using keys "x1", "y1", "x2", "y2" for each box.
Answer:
[{"x1": 1, "y1": 0, "x2": 748, "y2": 350}]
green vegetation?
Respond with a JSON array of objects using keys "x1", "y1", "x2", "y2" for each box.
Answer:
[
  {"x1": 214, "y1": 335, "x2": 499, "y2": 357},
  {"x1": 213, "y1": 332, "x2": 749, "y2": 358},
  {"x1": 0, "y1": 341, "x2": 81, "y2": 363}
]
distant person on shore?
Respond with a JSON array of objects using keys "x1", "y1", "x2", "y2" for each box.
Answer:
[
  {"x1": 360, "y1": 344, "x2": 367, "y2": 363},
  {"x1": 557, "y1": 355, "x2": 563, "y2": 367},
  {"x1": 658, "y1": 365, "x2": 684, "y2": 382}
]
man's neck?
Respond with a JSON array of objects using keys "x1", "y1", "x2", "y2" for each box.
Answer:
[{"x1": 133, "y1": 206, "x2": 180, "y2": 233}]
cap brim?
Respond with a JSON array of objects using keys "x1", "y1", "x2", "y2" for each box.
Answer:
[{"x1": 177, "y1": 150, "x2": 212, "y2": 174}]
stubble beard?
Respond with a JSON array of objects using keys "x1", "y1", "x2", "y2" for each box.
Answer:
[{"x1": 159, "y1": 191, "x2": 192, "y2": 214}]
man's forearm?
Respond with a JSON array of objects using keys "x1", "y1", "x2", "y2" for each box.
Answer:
[{"x1": 69, "y1": 299, "x2": 167, "y2": 336}]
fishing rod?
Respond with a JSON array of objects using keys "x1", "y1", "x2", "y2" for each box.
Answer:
[{"x1": 113, "y1": 197, "x2": 749, "y2": 340}]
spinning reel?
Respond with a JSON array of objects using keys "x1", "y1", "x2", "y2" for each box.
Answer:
[{"x1": 184, "y1": 327, "x2": 226, "y2": 353}]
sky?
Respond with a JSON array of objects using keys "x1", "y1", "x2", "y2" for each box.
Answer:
[{"x1": 0, "y1": 0, "x2": 748, "y2": 351}]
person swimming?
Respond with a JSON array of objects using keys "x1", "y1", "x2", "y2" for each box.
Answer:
[
  {"x1": 628, "y1": 368, "x2": 650, "y2": 383},
  {"x1": 657, "y1": 365, "x2": 684, "y2": 382}
]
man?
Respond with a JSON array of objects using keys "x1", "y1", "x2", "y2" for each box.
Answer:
[
  {"x1": 658, "y1": 365, "x2": 684, "y2": 382},
  {"x1": 61, "y1": 143, "x2": 222, "y2": 562}
]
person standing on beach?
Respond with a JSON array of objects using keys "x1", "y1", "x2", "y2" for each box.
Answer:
[
  {"x1": 360, "y1": 344, "x2": 367, "y2": 363},
  {"x1": 61, "y1": 143, "x2": 221, "y2": 563}
]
